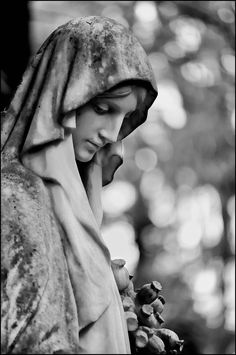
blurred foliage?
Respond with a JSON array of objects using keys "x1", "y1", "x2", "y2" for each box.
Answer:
[{"x1": 1, "y1": 1, "x2": 235, "y2": 354}]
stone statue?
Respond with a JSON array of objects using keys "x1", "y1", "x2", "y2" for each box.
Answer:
[{"x1": 1, "y1": 16, "x2": 157, "y2": 354}]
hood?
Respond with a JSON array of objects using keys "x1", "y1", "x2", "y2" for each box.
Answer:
[{"x1": 1, "y1": 16, "x2": 157, "y2": 169}]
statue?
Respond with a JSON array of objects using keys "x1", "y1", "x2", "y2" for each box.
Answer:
[{"x1": 1, "y1": 16, "x2": 157, "y2": 354}]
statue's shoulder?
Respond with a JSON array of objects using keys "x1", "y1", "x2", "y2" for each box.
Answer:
[
  {"x1": 1, "y1": 160, "x2": 48, "y2": 208},
  {"x1": 1, "y1": 161, "x2": 55, "y2": 354},
  {"x1": 1, "y1": 160, "x2": 53, "y2": 251}
]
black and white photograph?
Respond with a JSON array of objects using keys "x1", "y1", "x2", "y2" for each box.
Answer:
[{"x1": 1, "y1": 1, "x2": 235, "y2": 354}]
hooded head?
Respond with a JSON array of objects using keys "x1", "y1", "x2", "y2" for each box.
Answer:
[{"x1": 1, "y1": 16, "x2": 157, "y2": 184}]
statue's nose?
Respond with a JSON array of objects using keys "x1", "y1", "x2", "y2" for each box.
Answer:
[{"x1": 99, "y1": 114, "x2": 124, "y2": 144}]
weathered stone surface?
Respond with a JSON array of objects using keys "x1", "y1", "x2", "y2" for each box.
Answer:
[{"x1": 1, "y1": 161, "x2": 80, "y2": 353}]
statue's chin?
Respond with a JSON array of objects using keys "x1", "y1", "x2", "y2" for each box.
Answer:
[{"x1": 75, "y1": 149, "x2": 95, "y2": 163}]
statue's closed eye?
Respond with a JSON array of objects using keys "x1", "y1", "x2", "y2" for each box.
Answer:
[{"x1": 92, "y1": 102, "x2": 110, "y2": 115}]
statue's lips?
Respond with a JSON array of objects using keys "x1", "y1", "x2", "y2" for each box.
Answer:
[{"x1": 87, "y1": 140, "x2": 103, "y2": 149}]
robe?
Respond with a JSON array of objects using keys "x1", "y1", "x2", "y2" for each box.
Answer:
[{"x1": 1, "y1": 158, "x2": 130, "y2": 354}]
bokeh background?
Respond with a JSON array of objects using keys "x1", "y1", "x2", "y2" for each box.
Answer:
[{"x1": 1, "y1": 1, "x2": 235, "y2": 354}]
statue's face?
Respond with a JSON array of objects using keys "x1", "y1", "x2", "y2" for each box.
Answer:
[{"x1": 72, "y1": 88, "x2": 143, "y2": 162}]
